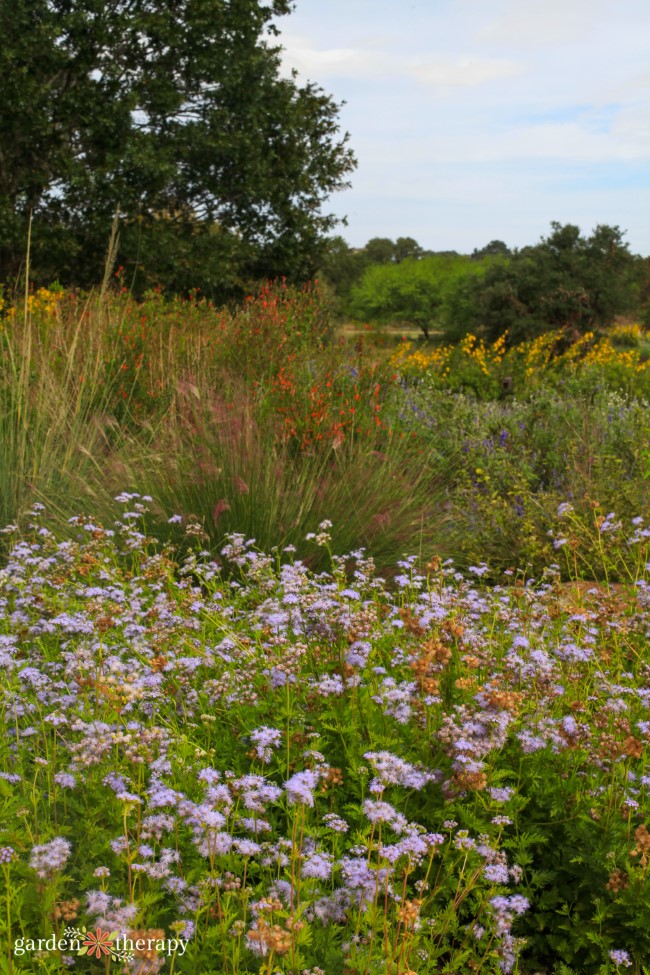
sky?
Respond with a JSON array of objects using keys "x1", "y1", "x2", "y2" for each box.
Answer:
[{"x1": 275, "y1": 0, "x2": 650, "y2": 255}]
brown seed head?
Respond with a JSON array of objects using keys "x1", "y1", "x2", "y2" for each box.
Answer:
[
  {"x1": 51, "y1": 899, "x2": 80, "y2": 922},
  {"x1": 606, "y1": 868, "x2": 629, "y2": 893},
  {"x1": 632, "y1": 824, "x2": 650, "y2": 862},
  {"x1": 622, "y1": 736, "x2": 644, "y2": 759},
  {"x1": 397, "y1": 898, "x2": 422, "y2": 928}
]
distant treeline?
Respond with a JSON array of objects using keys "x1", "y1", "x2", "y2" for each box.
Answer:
[{"x1": 321, "y1": 225, "x2": 650, "y2": 342}]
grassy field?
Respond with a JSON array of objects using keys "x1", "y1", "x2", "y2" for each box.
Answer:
[{"x1": 0, "y1": 283, "x2": 649, "y2": 973}]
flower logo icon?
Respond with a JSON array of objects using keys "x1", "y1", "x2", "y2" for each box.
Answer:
[
  {"x1": 63, "y1": 925, "x2": 134, "y2": 963},
  {"x1": 81, "y1": 927, "x2": 117, "y2": 958}
]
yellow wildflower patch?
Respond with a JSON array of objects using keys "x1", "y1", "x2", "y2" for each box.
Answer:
[{"x1": 390, "y1": 326, "x2": 649, "y2": 386}]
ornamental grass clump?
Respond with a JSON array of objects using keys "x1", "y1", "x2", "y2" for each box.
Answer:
[
  {"x1": 0, "y1": 281, "x2": 456, "y2": 570},
  {"x1": 0, "y1": 290, "x2": 128, "y2": 540},
  {"x1": 0, "y1": 498, "x2": 649, "y2": 972}
]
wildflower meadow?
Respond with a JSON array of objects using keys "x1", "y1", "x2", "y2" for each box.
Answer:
[{"x1": 1, "y1": 284, "x2": 649, "y2": 974}]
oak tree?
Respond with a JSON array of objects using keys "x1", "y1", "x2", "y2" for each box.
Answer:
[{"x1": 0, "y1": 0, "x2": 356, "y2": 295}]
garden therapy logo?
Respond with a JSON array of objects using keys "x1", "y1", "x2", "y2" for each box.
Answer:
[
  {"x1": 13, "y1": 927, "x2": 131, "y2": 962},
  {"x1": 13, "y1": 927, "x2": 189, "y2": 962}
]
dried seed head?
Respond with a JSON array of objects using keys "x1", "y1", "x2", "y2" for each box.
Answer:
[
  {"x1": 397, "y1": 899, "x2": 422, "y2": 929},
  {"x1": 51, "y1": 899, "x2": 80, "y2": 922},
  {"x1": 632, "y1": 824, "x2": 650, "y2": 861},
  {"x1": 605, "y1": 868, "x2": 629, "y2": 893},
  {"x1": 483, "y1": 686, "x2": 524, "y2": 714},
  {"x1": 128, "y1": 929, "x2": 166, "y2": 960},
  {"x1": 247, "y1": 920, "x2": 293, "y2": 955},
  {"x1": 622, "y1": 736, "x2": 644, "y2": 759}
]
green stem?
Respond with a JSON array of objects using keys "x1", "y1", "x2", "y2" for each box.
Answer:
[{"x1": 3, "y1": 864, "x2": 13, "y2": 975}]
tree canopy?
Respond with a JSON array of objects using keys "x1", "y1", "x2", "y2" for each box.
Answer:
[
  {"x1": 0, "y1": 0, "x2": 356, "y2": 296},
  {"x1": 319, "y1": 235, "x2": 427, "y2": 305},
  {"x1": 348, "y1": 254, "x2": 487, "y2": 340},
  {"x1": 339, "y1": 224, "x2": 646, "y2": 341},
  {"x1": 470, "y1": 223, "x2": 643, "y2": 342}
]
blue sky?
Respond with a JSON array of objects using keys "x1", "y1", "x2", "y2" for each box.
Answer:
[{"x1": 276, "y1": 0, "x2": 650, "y2": 254}]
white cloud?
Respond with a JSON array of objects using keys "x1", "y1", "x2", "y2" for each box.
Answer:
[
  {"x1": 279, "y1": 32, "x2": 521, "y2": 88},
  {"x1": 475, "y1": 0, "x2": 614, "y2": 45},
  {"x1": 409, "y1": 56, "x2": 520, "y2": 87},
  {"x1": 343, "y1": 101, "x2": 650, "y2": 169},
  {"x1": 467, "y1": 121, "x2": 650, "y2": 163}
]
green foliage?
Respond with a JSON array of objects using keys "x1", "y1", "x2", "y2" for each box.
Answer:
[
  {"x1": 386, "y1": 379, "x2": 650, "y2": 577},
  {"x1": 471, "y1": 239, "x2": 512, "y2": 260},
  {"x1": 470, "y1": 223, "x2": 643, "y2": 343},
  {"x1": 363, "y1": 236, "x2": 398, "y2": 264},
  {"x1": 349, "y1": 254, "x2": 487, "y2": 339},
  {"x1": 320, "y1": 236, "x2": 427, "y2": 311},
  {"x1": 0, "y1": 0, "x2": 355, "y2": 297},
  {"x1": 318, "y1": 236, "x2": 370, "y2": 304},
  {"x1": 342, "y1": 224, "x2": 645, "y2": 344},
  {"x1": 394, "y1": 236, "x2": 425, "y2": 262}
]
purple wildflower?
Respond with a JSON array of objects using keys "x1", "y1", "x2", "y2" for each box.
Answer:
[
  {"x1": 489, "y1": 787, "x2": 514, "y2": 803},
  {"x1": 29, "y1": 838, "x2": 72, "y2": 878},
  {"x1": 609, "y1": 950, "x2": 632, "y2": 967},
  {"x1": 364, "y1": 750, "x2": 432, "y2": 790},
  {"x1": 484, "y1": 863, "x2": 510, "y2": 883},
  {"x1": 284, "y1": 769, "x2": 320, "y2": 806},
  {"x1": 302, "y1": 852, "x2": 333, "y2": 880},
  {"x1": 322, "y1": 813, "x2": 349, "y2": 833},
  {"x1": 362, "y1": 799, "x2": 407, "y2": 833},
  {"x1": 249, "y1": 726, "x2": 282, "y2": 764}
]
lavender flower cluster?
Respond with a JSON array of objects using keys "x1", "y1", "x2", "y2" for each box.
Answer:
[{"x1": 1, "y1": 498, "x2": 648, "y2": 973}]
